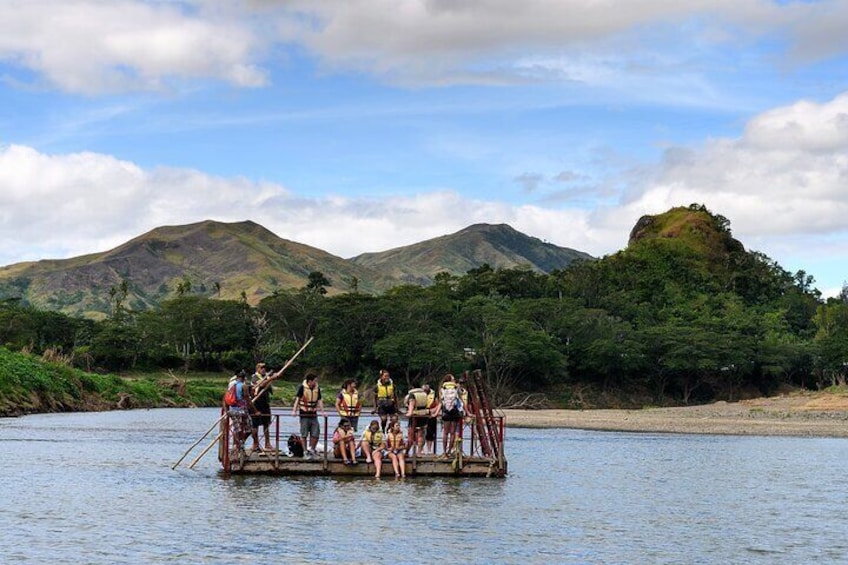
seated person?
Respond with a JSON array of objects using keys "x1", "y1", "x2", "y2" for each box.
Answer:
[
  {"x1": 386, "y1": 421, "x2": 407, "y2": 478},
  {"x1": 332, "y1": 418, "x2": 356, "y2": 465},
  {"x1": 359, "y1": 419, "x2": 386, "y2": 478}
]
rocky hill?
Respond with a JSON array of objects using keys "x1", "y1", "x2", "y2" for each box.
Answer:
[
  {"x1": 350, "y1": 223, "x2": 592, "y2": 285},
  {"x1": 0, "y1": 220, "x2": 593, "y2": 318}
]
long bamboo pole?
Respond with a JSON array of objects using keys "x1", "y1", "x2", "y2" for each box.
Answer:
[
  {"x1": 188, "y1": 431, "x2": 225, "y2": 470},
  {"x1": 171, "y1": 413, "x2": 226, "y2": 470},
  {"x1": 175, "y1": 337, "x2": 314, "y2": 471},
  {"x1": 251, "y1": 336, "x2": 314, "y2": 402}
]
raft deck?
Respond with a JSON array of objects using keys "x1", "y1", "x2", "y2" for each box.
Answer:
[{"x1": 223, "y1": 449, "x2": 506, "y2": 477}]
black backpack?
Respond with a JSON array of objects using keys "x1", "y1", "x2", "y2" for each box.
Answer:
[{"x1": 287, "y1": 434, "x2": 304, "y2": 457}]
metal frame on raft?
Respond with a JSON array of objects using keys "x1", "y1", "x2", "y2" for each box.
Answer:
[{"x1": 214, "y1": 369, "x2": 507, "y2": 478}]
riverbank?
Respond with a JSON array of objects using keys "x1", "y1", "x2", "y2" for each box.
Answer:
[{"x1": 503, "y1": 391, "x2": 848, "y2": 437}]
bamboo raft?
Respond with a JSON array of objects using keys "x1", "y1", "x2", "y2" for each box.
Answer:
[
  {"x1": 216, "y1": 411, "x2": 507, "y2": 478},
  {"x1": 174, "y1": 367, "x2": 507, "y2": 478}
]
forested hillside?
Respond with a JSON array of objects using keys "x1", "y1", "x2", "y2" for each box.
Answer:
[{"x1": 2, "y1": 204, "x2": 846, "y2": 412}]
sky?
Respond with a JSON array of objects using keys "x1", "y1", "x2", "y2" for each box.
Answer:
[{"x1": 1, "y1": 0, "x2": 847, "y2": 296}]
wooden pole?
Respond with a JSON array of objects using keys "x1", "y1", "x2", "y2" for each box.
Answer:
[
  {"x1": 171, "y1": 413, "x2": 226, "y2": 470},
  {"x1": 251, "y1": 336, "x2": 314, "y2": 402},
  {"x1": 188, "y1": 431, "x2": 225, "y2": 470}
]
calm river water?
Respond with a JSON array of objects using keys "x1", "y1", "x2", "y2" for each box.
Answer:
[{"x1": 2, "y1": 408, "x2": 848, "y2": 564}]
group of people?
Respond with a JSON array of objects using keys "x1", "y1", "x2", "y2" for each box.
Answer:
[{"x1": 226, "y1": 365, "x2": 471, "y2": 476}]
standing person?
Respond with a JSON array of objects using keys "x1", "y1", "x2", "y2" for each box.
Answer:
[
  {"x1": 292, "y1": 374, "x2": 324, "y2": 459},
  {"x1": 372, "y1": 369, "x2": 397, "y2": 432},
  {"x1": 335, "y1": 379, "x2": 362, "y2": 431},
  {"x1": 386, "y1": 420, "x2": 407, "y2": 478},
  {"x1": 423, "y1": 384, "x2": 438, "y2": 455},
  {"x1": 405, "y1": 383, "x2": 433, "y2": 456},
  {"x1": 359, "y1": 419, "x2": 386, "y2": 478},
  {"x1": 332, "y1": 418, "x2": 356, "y2": 465},
  {"x1": 439, "y1": 374, "x2": 463, "y2": 457},
  {"x1": 224, "y1": 370, "x2": 255, "y2": 454},
  {"x1": 250, "y1": 363, "x2": 274, "y2": 452}
]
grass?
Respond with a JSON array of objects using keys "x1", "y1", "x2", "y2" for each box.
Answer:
[{"x1": 0, "y1": 347, "x2": 326, "y2": 417}]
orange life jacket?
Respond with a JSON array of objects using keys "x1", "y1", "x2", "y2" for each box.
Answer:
[
  {"x1": 299, "y1": 382, "x2": 320, "y2": 415},
  {"x1": 338, "y1": 389, "x2": 361, "y2": 417}
]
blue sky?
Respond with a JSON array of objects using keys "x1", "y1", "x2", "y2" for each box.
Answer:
[{"x1": 1, "y1": 0, "x2": 847, "y2": 295}]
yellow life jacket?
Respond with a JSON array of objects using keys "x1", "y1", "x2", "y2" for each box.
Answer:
[
  {"x1": 387, "y1": 431, "x2": 404, "y2": 450},
  {"x1": 299, "y1": 380, "x2": 320, "y2": 415},
  {"x1": 408, "y1": 388, "x2": 431, "y2": 416},
  {"x1": 376, "y1": 379, "x2": 394, "y2": 400},
  {"x1": 363, "y1": 429, "x2": 384, "y2": 449},
  {"x1": 339, "y1": 389, "x2": 361, "y2": 416}
]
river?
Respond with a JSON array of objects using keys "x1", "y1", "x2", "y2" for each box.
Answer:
[{"x1": 1, "y1": 408, "x2": 847, "y2": 564}]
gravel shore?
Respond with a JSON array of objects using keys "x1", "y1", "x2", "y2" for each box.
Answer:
[{"x1": 502, "y1": 392, "x2": 848, "y2": 438}]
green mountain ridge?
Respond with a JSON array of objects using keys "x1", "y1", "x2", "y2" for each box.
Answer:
[
  {"x1": 351, "y1": 223, "x2": 592, "y2": 284},
  {"x1": 0, "y1": 220, "x2": 592, "y2": 318}
]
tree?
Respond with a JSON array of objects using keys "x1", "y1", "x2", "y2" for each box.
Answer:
[{"x1": 305, "y1": 271, "x2": 331, "y2": 295}]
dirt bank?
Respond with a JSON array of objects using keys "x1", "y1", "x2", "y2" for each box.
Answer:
[{"x1": 502, "y1": 391, "x2": 848, "y2": 438}]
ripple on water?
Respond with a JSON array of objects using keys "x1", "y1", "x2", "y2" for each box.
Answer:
[{"x1": 3, "y1": 410, "x2": 848, "y2": 564}]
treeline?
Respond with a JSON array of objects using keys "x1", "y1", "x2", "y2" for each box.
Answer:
[{"x1": 2, "y1": 206, "x2": 847, "y2": 407}]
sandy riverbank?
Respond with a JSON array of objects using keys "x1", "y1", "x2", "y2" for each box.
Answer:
[{"x1": 502, "y1": 391, "x2": 848, "y2": 437}]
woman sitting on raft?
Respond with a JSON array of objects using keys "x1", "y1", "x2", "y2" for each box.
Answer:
[
  {"x1": 332, "y1": 418, "x2": 356, "y2": 465},
  {"x1": 360, "y1": 420, "x2": 386, "y2": 478},
  {"x1": 386, "y1": 420, "x2": 406, "y2": 478}
]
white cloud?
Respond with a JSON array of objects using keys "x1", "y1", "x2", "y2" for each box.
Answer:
[
  {"x1": 2, "y1": 1, "x2": 847, "y2": 93},
  {"x1": 269, "y1": 0, "x2": 846, "y2": 87},
  {"x1": 0, "y1": 1, "x2": 266, "y2": 93},
  {"x1": 585, "y1": 90, "x2": 848, "y2": 292},
  {"x1": 0, "y1": 144, "x2": 602, "y2": 267},
  {"x1": 616, "y1": 92, "x2": 848, "y2": 237},
  {"x1": 2, "y1": 78, "x2": 847, "y2": 291}
]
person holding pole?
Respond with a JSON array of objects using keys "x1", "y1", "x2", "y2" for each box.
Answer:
[{"x1": 250, "y1": 362, "x2": 274, "y2": 452}]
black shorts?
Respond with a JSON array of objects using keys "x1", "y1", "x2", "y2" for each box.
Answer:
[
  {"x1": 408, "y1": 415, "x2": 428, "y2": 430},
  {"x1": 377, "y1": 400, "x2": 396, "y2": 416},
  {"x1": 251, "y1": 413, "x2": 271, "y2": 428},
  {"x1": 441, "y1": 407, "x2": 462, "y2": 422},
  {"x1": 426, "y1": 417, "x2": 437, "y2": 441}
]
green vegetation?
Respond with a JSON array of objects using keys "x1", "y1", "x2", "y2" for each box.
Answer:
[
  {"x1": 2, "y1": 204, "x2": 848, "y2": 416},
  {"x1": 0, "y1": 347, "x2": 230, "y2": 416}
]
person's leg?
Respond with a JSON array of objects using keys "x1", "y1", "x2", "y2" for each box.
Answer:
[
  {"x1": 374, "y1": 450, "x2": 382, "y2": 478},
  {"x1": 363, "y1": 442, "x2": 373, "y2": 463},
  {"x1": 416, "y1": 426, "x2": 425, "y2": 455},
  {"x1": 389, "y1": 452, "x2": 399, "y2": 476},
  {"x1": 309, "y1": 418, "x2": 320, "y2": 452},
  {"x1": 299, "y1": 418, "x2": 311, "y2": 456},
  {"x1": 446, "y1": 421, "x2": 457, "y2": 455},
  {"x1": 398, "y1": 452, "x2": 406, "y2": 477},
  {"x1": 263, "y1": 422, "x2": 273, "y2": 450},
  {"x1": 406, "y1": 419, "x2": 416, "y2": 455},
  {"x1": 250, "y1": 425, "x2": 261, "y2": 451}
]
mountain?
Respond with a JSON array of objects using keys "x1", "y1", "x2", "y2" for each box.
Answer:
[
  {"x1": 350, "y1": 223, "x2": 593, "y2": 284},
  {"x1": 0, "y1": 220, "x2": 396, "y2": 319},
  {"x1": 628, "y1": 205, "x2": 745, "y2": 263},
  {"x1": 0, "y1": 220, "x2": 593, "y2": 318}
]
